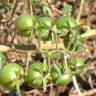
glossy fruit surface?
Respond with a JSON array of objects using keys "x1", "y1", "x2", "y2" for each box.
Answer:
[
  {"x1": 36, "y1": 16, "x2": 52, "y2": 41},
  {"x1": 38, "y1": 16, "x2": 52, "y2": 28},
  {"x1": 68, "y1": 58, "x2": 85, "y2": 74},
  {"x1": 50, "y1": 63, "x2": 72, "y2": 86},
  {"x1": 15, "y1": 14, "x2": 35, "y2": 36},
  {"x1": 0, "y1": 63, "x2": 24, "y2": 89},
  {"x1": 27, "y1": 62, "x2": 48, "y2": 88}
]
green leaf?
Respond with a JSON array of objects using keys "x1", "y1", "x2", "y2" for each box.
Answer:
[
  {"x1": 53, "y1": 64, "x2": 61, "y2": 74},
  {"x1": 0, "y1": 0, "x2": 12, "y2": 12},
  {"x1": 31, "y1": 0, "x2": 38, "y2": 4},
  {"x1": 42, "y1": 4, "x2": 49, "y2": 14},
  {"x1": 62, "y1": 3, "x2": 72, "y2": 15},
  {"x1": 50, "y1": 50, "x2": 62, "y2": 60}
]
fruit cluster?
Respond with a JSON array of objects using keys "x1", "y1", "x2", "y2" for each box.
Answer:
[
  {"x1": 0, "y1": 1, "x2": 88, "y2": 96},
  {"x1": 15, "y1": 13, "x2": 83, "y2": 51},
  {"x1": 0, "y1": 52, "x2": 85, "y2": 89},
  {"x1": 0, "y1": 10, "x2": 85, "y2": 92}
]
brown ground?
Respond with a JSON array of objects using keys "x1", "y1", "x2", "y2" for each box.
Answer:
[{"x1": 0, "y1": 0, "x2": 96, "y2": 96}]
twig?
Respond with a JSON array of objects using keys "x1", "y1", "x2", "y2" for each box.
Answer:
[
  {"x1": 76, "y1": 0, "x2": 85, "y2": 23},
  {"x1": 25, "y1": 52, "x2": 31, "y2": 75},
  {"x1": 0, "y1": 45, "x2": 11, "y2": 52},
  {"x1": 0, "y1": 86, "x2": 9, "y2": 94},
  {"x1": 45, "y1": 0, "x2": 54, "y2": 17},
  {"x1": 22, "y1": 89, "x2": 38, "y2": 94},
  {"x1": 0, "y1": 27, "x2": 96, "y2": 52},
  {"x1": 88, "y1": 74, "x2": 93, "y2": 88},
  {"x1": 72, "y1": 75, "x2": 83, "y2": 96},
  {"x1": 10, "y1": 31, "x2": 17, "y2": 45},
  {"x1": 81, "y1": 29, "x2": 96, "y2": 38},
  {"x1": 69, "y1": 88, "x2": 96, "y2": 96},
  {"x1": 83, "y1": 88, "x2": 96, "y2": 96},
  {"x1": 10, "y1": 0, "x2": 19, "y2": 20}
]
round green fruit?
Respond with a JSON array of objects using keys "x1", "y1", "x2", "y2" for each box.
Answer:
[
  {"x1": 15, "y1": 14, "x2": 35, "y2": 36},
  {"x1": 26, "y1": 62, "x2": 48, "y2": 88},
  {"x1": 0, "y1": 63, "x2": 24, "y2": 89},
  {"x1": 68, "y1": 58, "x2": 85, "y2": 74},
  {"x1": 50, "y1": 63, "x2": 72, "y2": 86}
]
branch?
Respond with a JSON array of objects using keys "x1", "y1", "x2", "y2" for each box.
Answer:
[
  {"x1": 69, "y1": 88, "x2": 96, "y2": 96},
  {"x1": 45, "y1": 0, "x2": 54, "y2": 17},
  {"x1": 72, "y1": 75, "x2": 83, "y2": 96},
  {"x1": 0, "y1": 27, "x2": 96, "y2": 52},
  {"x1": 76, "y1": 0, "x2": 85, "y2": 23},
  {"x1": 81, "y1": 29, "x2": 96, "y2": 38},
  {"x1": 0, "y1": 45, "x2": 11, "y2": 52}
]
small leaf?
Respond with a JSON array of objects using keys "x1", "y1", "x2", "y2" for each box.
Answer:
[
  {"x1": 43, "y1": 78, "x2": 47, "y2": 92},
  {"x1": 53, "y1": 64, "x2": 61, "y2": 74},
  {"x1": 31, "y1": 0, "x2": 38, "y2": 5},
  {"x1": 42, "y1": 4, "x2": 48, "y2": 14},
  {"x1": 50, "y1": 50, "x2": 62, "y2": 60},
  {"x1": 62, "y1": 3, "x2": 72, "y2": 15}
]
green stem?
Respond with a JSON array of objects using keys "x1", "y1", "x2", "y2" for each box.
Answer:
[
  {"x1": 25, "y1": 52, "x2": 31, "y2": 75},
  {"x1": 16, "y1": 80, "x2": 21, "y2": 96},
  {"x1": 69, "y1": 52, "x2": 77, "y2": 72},
  {"x1": 66, "y1": 38, "x2": 72, "y2": 51},
  {"x1": 64, "y1": 55, "x2": 67, "y2": 70},
  {"x1": 37, "y1": 35, "x2": 41, "y2": 51},
  {"x1": 28, "y1": 0, "x2": 33, "y2": 15},
  {"x1": 48, "y1": 53, "x2": 51, "y2": 70},
  {"x1": 72, "y1": 40, "x2": 78, "y2": 52},
  {"x1": 55, "y1": 31, "x2": 58, "y2": 49},
  {"x1": 70, "y1": 52, "x2": 75, "y2": 62},
  {"x1": 36, "y1": 28, "x2": 42, "y2": 51},
  {"x1": 29, "y1": 29, "x2": 34, "y2": 43}
]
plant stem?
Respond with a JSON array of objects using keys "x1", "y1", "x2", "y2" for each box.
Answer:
[
  {"x1": 16, "y1": 80, "x2": 21, "y2": 96},
  {"x1": 10, "y1": 0, "x2": 19, "y2": 20},
  {"x1": 72, "y1": 75, "x2": 83, "y2": 96},
  {"x1": 64, "y1": 55, "x2": 67, "y2": 70},
  {"x1": 76, "y1": 0, "x2": 85, "y2": 22},
  {"x1": 88, "y1": 74, "x2": 93, "y2": 88},
  {"x1": 48, "y1": 53, "x2": 51, "y2": 69},
  {"x1": 45, "y1": 0, "x2": 54, "y2": 17},
  {"x1": 25, "y1": 52, "x2": 31, "y2": 75},
  {"x1": 49, "y1": 83, "x2": 53, "y2": 96},
  {"x1": 28, "y1": 0, "x2": 33, "y2": 15},
  {"x1": 55, "y1": 31, "x2": 58, "y2": 49}
]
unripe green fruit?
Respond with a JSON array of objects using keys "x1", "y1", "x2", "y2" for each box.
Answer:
[{"x1": 15, "y1": 14, "x2": 35, "y2": 36}]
